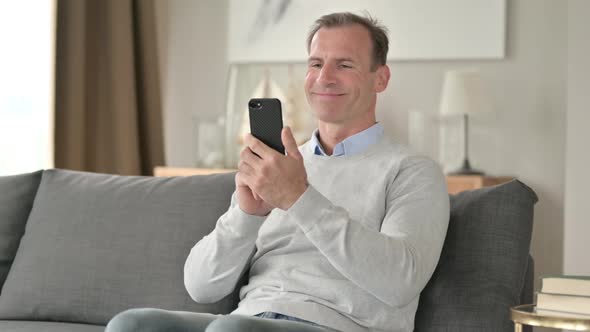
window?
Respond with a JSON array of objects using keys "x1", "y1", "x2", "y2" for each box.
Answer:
[{"x1": 0, "y1": 0, "x2": 55, "y2": 175}]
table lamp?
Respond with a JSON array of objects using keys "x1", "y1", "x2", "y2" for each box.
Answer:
[{"x1": 439, "y1": 69, "x2": 491, "y2": 175}]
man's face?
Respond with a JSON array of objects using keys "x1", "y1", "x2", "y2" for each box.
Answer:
[{"x1": 305, "y1": 24, "x2": 389, "y2": 127}]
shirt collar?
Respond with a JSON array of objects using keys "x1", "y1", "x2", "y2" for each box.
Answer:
[{"x1": 310, "y1": 123, "x2": 384, "y2": 157}]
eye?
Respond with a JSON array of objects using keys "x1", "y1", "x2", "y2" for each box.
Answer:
[
  {"x1": 339, "y1": 63, "x2": 353, "y2": 69},
  {"x1": 309, "y1": 62, "x2": 322, "y2": 68}
]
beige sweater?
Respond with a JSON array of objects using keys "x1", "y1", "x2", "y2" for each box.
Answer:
[{"x1": 184, "y1": 137, "x2": 450, "y2": 332}]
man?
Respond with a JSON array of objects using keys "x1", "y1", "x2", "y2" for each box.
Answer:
[{"x1": 106, "y1": 12, "x2": 449, "y2": 332}]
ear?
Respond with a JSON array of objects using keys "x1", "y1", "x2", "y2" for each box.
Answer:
[{"x1": 374, "y1": 64, "x2": 391, "y2": 93}]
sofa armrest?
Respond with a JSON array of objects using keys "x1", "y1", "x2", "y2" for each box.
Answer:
[
  {"x1": 518, "y1": 256, "x2": 534, "y2": 332},
  {"x1": 520, "y1": 254, "x2": 534, "y2": 305}
]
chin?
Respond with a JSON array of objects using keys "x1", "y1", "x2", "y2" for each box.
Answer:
[
  {"x1": 311, "y1": 102, "x2": 342, "y2": 112},
  {"x1": 313, "y1": 110, "x2": 344, "y2": 124}
]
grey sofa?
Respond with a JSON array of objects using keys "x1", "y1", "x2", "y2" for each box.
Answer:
[{"x1": 0, "y1": 169, "x2": 537, "y2": 331}]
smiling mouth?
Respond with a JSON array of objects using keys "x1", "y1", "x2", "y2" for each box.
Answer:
[{"x1": 313, "y1": 92, "x2": 346, "y2": 97}]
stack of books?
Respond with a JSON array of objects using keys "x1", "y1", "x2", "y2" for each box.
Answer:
[{"x1": 536, "y1": 275, "x2": 590, "y2": 318}]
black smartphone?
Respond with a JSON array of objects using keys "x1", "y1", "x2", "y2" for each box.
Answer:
[{"x1": 248, "y1": 98, "x2": 285, "y2": 154}]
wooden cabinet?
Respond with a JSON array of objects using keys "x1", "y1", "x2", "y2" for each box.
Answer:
[
  {"x1": 154, "y1": 167, "x2": 512, "y2": 194},
  {"x1": 446, "y1": 175, "x2": 513, "y2": 194},
  {"x1": 153, "y1": 167, "x2": 235, "y2": 177}
]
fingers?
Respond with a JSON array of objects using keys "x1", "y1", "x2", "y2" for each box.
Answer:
[
  {"x1": 235, "y1": 170, "x2": 249, "y2": 187},
  {"x1": 236, "y1": 166, "x2": 261, "y2": 201},
  {"x1": 240, "y1": 146, "x2": 261, "y2": 167},
  {"x1": 238, "y1": 146, "x2": 263, "y2": 200},
  {"x1": 282, "y1": 127, "x2": 302, "y2": 159},
  {"x1": 244, "y1": 134, "x2": 277, "y2": 159},
  {"x1": 238, "y1": 159, "x2": 254, "y2": 176}
]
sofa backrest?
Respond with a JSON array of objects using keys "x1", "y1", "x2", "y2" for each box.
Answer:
[
  {"x1": 415, "y1": 180, "x2": 538, "y2": 331},
  {"x1": 0, "y1": 171, "x2": 43, "y2": 290},
  {"x1": 0, "y1": 169, "x2": 240, "y2": 325},
  {"x1": 0, "y1": 170, "x2": 537, "y2": 330}
]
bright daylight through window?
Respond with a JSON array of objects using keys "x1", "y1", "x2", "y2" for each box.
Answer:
[{"x1": 0, "y1": 0, "x2": 55, "y2": 175}]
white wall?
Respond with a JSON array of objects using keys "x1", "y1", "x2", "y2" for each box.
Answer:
[
  {"x1": 564, "y1": 0, "x2": 590, "y2": 275},
  {"x1": 157, "y1": 0, "x2": 569, "y2": 289},
  {"x1": 157, "y1": 0, "x2": 229, "y2": 167}
]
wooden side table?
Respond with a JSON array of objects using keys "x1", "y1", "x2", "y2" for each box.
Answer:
[
  {"x1": 511, "y1": 304, "x2": 590, "y2": 331},
  {"x1": 446, "y1": 175, "x2": 513, "y2": 194}
]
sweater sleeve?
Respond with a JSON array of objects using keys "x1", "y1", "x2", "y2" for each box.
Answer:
[
  {"x1": 287, "y1": 156, "x2": 450, "y2": 308},
  {"x1": 184, "y1": 192, "x2": 266, "y2": 303}
]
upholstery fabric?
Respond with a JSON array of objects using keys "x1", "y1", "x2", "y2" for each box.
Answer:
[
  {"x1": 0, "y1": 320, "x2": 104, "y2": 332},
  {"x1": 0, "y1": 169, "x2": 237, "y2": 325},
  {"x1": 0, "y1": 171, "x2": 43, "y2": 289},
  {"x1": 414, "y1": 180, "x2": 538, "y2": 331}
]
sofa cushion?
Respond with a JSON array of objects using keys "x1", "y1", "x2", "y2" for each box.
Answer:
[
  {"x1": 0, "y1": 320, "x2": 104, "y2": 332},
  {"x1": 0, "y1": 169, "x2": 237, "y2": 325},
  {"x1": 0, "y1": 170, "x2": 43, "y2": 289},
  {"x1": 414, "y1": 180, "x2": 537, "y2": 331}
]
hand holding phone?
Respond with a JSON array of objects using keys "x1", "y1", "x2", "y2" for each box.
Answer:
[{"x1": 239, "y1": 98, "x2": 307, "y2": 213}]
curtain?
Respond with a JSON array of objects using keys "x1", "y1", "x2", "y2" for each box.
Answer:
[{"x1": 54, "y1": 0, "x2": 164, "y2": 175}]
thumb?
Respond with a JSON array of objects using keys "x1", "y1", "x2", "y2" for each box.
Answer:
[{"x1": 282, "y1": 126, "x2": 302, "y2": 159}]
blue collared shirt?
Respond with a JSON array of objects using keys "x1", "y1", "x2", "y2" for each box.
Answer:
[{"x1": 310, "y1": 123, "x2": 384, "y2": 157}]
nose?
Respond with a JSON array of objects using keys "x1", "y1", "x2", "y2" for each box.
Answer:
[{"x1": 317, "y1": 64, "x2": 337, "y2": 85}]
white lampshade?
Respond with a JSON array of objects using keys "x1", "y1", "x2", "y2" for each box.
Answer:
[{"x1": 439, "y1": 69, "x2": 491, "y2": 116}]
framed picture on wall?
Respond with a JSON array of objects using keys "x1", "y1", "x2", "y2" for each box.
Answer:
[{"x1": 228, "y1": 0, "x2": 506, "y2": 63}]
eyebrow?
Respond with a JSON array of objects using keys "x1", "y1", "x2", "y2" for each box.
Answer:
[{"x1": 307, "y1": 57, "x2": 356, "y2": 63}]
